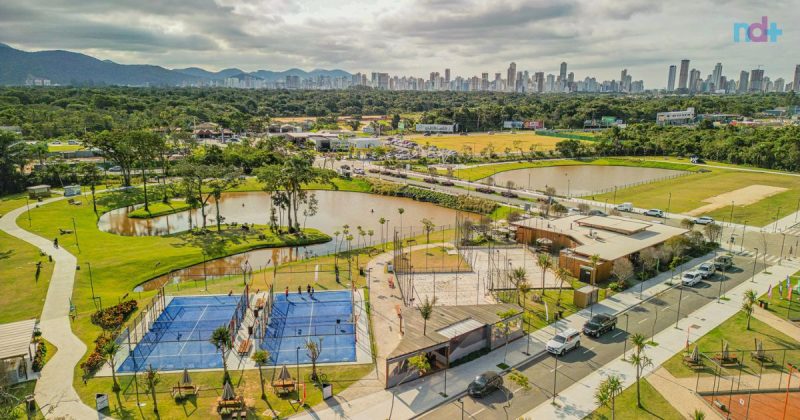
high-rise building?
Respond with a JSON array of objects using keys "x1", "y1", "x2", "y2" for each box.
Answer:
[
  {"x1": 445, "y1": 68, "x2": 450, "y2": 84},
  {"x1": 689, "y1": 69, "x2": 700, "y2": 92},
  {"x1": 793, "y1": 65, "x2": 800, "y2": 91},
  {"x1": 534, "y1": 72, "x2": 544, "y2": 93},
  {"x1": 678, "y1": 59, "x2": 690, "y2": 91},
  {"x1": 559, "y1": 62, "x2": 567, "y2": 90},
  {"x1": 481, "y1": 73, "x2": 489, "y2": 91},
  {"x1": 749, "y1": 69, "x2": 764, "y2": 92},
  {"x1": 667, "y1": 65, "x2": 676, "y2": 92},
  {"x1": 712, "y1": 63, "x2": 723, "y2": 90},
  {"x1": 507, "y1": 62, "x2": 517, "y2": 92},
  {"x1": 774, "y1": 78, "x2": 785, "y2": 93},
  {"x1": 738, "y1": 71, "x2": 749, "y2": 93},
  {"x1": 620, "y1": 69, "x2": 628, "y2": 92}
]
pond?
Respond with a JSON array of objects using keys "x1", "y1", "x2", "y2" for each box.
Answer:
[
  {"x1": 480, "y1": 165, "x2": 686, "y2": 196},
  {"x1": 97, "y1": 190, "x2": 474, "y2": 289}
]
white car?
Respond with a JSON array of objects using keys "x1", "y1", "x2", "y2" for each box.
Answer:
[
  {"x1": 697, "y1": 262, "x2": 716, "y2": 279},
  {"x1": 546, "y1": 328, "x2": 581, "y2": 356},
  {"x1": 682, "y1": 271, "x2": 703, "y2": 286},
  {"x1": 615, "y1": 202, "x2": 633, "y2": 212},
  {"x1": 693, "y1": 216, "x2": 715, "y2": 225},
  {"x1": 567, "y1": 207, "x2": 582, "y2": 216},
  {"x1": 644, "y1": 209, "x2": 665, "y2": 218}
]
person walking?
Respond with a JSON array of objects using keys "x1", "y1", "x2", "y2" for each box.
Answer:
[
  {"x1": 285, "y1": 286, "x2": 289, "y2": 298},
  {"x1": 53, "y1": 238, "x2": 58, "y2": 248}
]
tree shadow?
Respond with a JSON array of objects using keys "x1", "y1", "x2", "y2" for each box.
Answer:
[{"x1": 0, "y1": 250, "x2": 13, "y2": 260}]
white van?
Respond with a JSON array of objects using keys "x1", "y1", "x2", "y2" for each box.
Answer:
[{"x1": 615, "y1": 202, "x2": 633, "y2": 212}]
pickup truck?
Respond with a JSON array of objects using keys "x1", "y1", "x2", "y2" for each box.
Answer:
[
  {"x1": 697, "y1": 262, "x2": 716, "y2": 279},
  {"x1": 714, "y1": 255, "x2": 734, "y2": 270},
  {"x1": 582, "y1": 314, "x2": 617, "y2": 337}
]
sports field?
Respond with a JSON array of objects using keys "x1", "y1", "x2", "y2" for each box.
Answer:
[
  {"x1": 592, "y1": 167, "x2": 800, "y2": 226},
  {"x1": 409, "y1": 132, "x2": 585, "y2": 153}
]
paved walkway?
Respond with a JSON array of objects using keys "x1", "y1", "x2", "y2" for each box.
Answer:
[
  {"x1": 0, "y1": 197, "x2": 101, "y2": 420},
  {"x1": 521, "y1": 259, "x2": 800, "y2": 419}
]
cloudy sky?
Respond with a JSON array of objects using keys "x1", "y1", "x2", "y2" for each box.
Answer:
[{"x1": 1, "y1": 0, "x2": 797, "y2": 87}]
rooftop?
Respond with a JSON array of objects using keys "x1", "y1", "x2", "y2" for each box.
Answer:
[
  {"x1": 0, "y1": 319, "x2": 36, "y2": 360},
  {"x1": 513, "y1": 215, "x2": 687, "y2": 261}
]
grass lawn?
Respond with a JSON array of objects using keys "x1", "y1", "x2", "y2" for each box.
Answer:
[
  {"x1": 2, "y1": 380, "x2": 38, "y2": 419},
  {"x1": 0, "y1": 230, "x2": 53, "y2": 323},
  {"x1": 79, "y1": 364, "x2": 373, "y2": 420},
  {"x1": 447, "y1": 158, "x2": 698, "y2": 182},
  {"x1": 759, "y1": 270, "x2": 800, "y2": 317},
  {"x1": 662, "y1": 311, "x2": 800, "y2": 378},
  {"x1": 48, "y1": 144, "x2": 84, "y2": 152},
  {"x1": 592, "y1": 167, "x2": 800, "y2": 227},
  {"x1": 401, "y1": 245, "x2": 471, "y2": 272},
  {"x1": 585, "y1": 377, "x2": 683, "y2": 420},
  {"x1": 127, "y1": 201, "x2": 193, "y2": 219},
  {"x1": 408, "y1": 132, "x2": 573, "y2": 153}
]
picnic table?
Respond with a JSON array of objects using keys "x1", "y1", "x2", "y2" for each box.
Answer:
[
  {"x1": 237, "y1": 339, "x2": 252, "y2": 356},
  {"x1": 216, "y1": 396, "x2": 244, "y2": 413},
  {"x1": 750, "y1": 351, "x2": 775, "y2": 364},
  {"x1": 171, "y1": 385, "x2": 198, "y2": 399},
  {"x1": 272, "y1": 378, "x2": 295, "y2": 396},
  {"x1": 713, "y1": 354, "x2": 740, "y2": 367},
  {"x1": 683, "y1": 355, "x2": 704, "y2": 370}
]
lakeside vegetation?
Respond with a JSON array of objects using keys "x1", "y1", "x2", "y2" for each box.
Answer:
[{"x1": 127, "y1": 201, "x2": 192, "y2": 218}]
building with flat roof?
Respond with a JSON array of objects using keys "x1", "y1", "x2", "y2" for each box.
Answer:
[
  {"x1": 512, "y1": 215, "x2": 688, "y2": 283},
  {"x1": 657, "y1": 107, "x2": 696, "y2": 126},
  {"x1": 0, "y1": 319, "x2": 38, "y2": 384},
  {"x1": 346, "y1": 137, "x2": 382, "y2": 149}
]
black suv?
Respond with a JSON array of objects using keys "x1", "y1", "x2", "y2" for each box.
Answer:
[
  {"x1": 583, "y1": 314, "x2": 617, "y2": 337},
  {"x1": 467, "y1": 371, "x2": 503, "y2": 397}
]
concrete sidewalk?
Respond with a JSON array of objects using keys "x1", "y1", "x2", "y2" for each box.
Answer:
[
  {"x1": 521, "y1": 260, "x2": 800, "y2": 419},
  {"x1": 0, "y1": 198, "x2": 102, "y2": 420}
]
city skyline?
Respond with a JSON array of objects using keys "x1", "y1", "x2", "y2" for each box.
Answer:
[{"x1": 0, "y1": 0, "x2": 797, "y2": 88}]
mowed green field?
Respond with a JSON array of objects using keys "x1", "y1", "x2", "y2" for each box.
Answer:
[
  {"x1": 592, "y1": 167, "x2": 800, "y2": 226},
  {"x1": 409, "y1": 132, "x2": 581, "y2": 153}
]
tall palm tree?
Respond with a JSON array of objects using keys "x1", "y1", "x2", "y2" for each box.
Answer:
[
  {"x1": 536, "y1": 253, "x2": 553, "y2": 294},
  {"x1": 628, "y1": 333, "x2": 652, "y2": 408},
  {"x1": 100, "y1": 341, "x2": 121, "y2": 392},
  {"x1": 742, "y1": 289, "x2": 758, "y2": 330},
  {"x1": 251, "y1": 350, "x2": 270, "y2": 399},
  {"x1": 554, "y1": 267, "x2": 571, "y2": 307},
  {"x1": 398, "y1": 208, "x2": 405, "y2": 234},
  {"x1": 210, "y1": 326, "x2": 232, "y2": 383},
  {"x1": 508, "y1": 267, "x2": 528, "y2": 305},
  {"x1": 378, "y1": 217, "x2": 387, "y2": 249},
  {"x1": 518, "y1": 281, "x2": 532, "y2": 309},
  {"x1": 595, "y1": 374, "x2": 623, "y2": 420},
  {"x1": 419, "y1": 296, "x2": 437, "y2": 335},
  {"x1": 589, "y1": 254, "x2": 601, "y2": 286},
  {"x1": 143, "y1": 364, "x2": 160, "y2": 414}
]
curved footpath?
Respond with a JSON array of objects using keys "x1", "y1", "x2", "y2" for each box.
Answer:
[{"x1": 0, "y1": 197, "x2": 101, "y2": 420}]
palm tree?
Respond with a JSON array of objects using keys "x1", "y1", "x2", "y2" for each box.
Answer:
[
  {"x1": 589, "y1": 254, "x2": 601, "y2": 286},
  {"x1": 508, "y1": 267, "x2": 528, "y2": 305},
  {"x1": 518, "y1": 281, "x2": 532, "y2": 309},
  {"x1": 595, "y1": 374, "x2": 623, "y2": 420},
  {"x1": 536, "y1": 253, "x2": 553, "y2": 294},
  {"x1": 742, "y1": 289, "x2": 758, "y2": 330},
  {"x1": 628, "y1": 333, "x2": 652, "y2": 408},
  {"x1": 305, "y1": 338, "x2": 323, "y2": 382},
  {"x1": 210, "y1": 326, "x2": 232, "y2": 384},
  {"x1": 419, "y1": 296, "x2": 437, "y2": 335},
  {"x1": 143, "y1": 364, "x2": 160, "y2": 414},
  {"x1": 79, "y1": 162, "x2": 103, "y2": 215},
  {"x1": 554, "y1": 267, "x2": 571, "y2": 307},
  {"x1": 251, "y1": 349, "x2": 270, "y2": 399},
  {"x1": 100, "y1": 341, "x2": 121, "y2": 392},
  {"x1": 398, "y1": 208, "x2": 405, "y2": 234},
  {"x1": 378, "y1": 217, "x2": 387, "y2": 249}
]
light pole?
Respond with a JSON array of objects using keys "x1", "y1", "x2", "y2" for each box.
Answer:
[
  {"x1": 72, "y1": 217, "x2": 80, "y2": 253},
  {"x1": 752, "y1": 248, "x2": 759, "y2": 283},
  {"x1": 25, "y1": 196, "x2": 31, "y2": 227},
  {"x1": 666, "y1": 192, "x2": 672, "y2": 215},
  {"x1": 457, "y1": 397, "x2": 465, "y2": 420},
  {"x1": 622, "y1": 313, "x2": 629, "y2": 360},
  {"x1": 774, "y1": 207, "x2": 782, "y2": 233},
  {"x1": 296, "y1": 346, "x2": 301, "y2": 383},
  {"x1": 780, "y1": 233, "x2": 787, "y2": 265},
  {"x1": 795, "y1": 197, "x2": 800, "y2": 223},
  {"x1": 86, "y1": 262, "x2": 97, "y2": 309},
  {"x1": 740, "y1": 221, "x2": 747, "y2": 252},
  {"x1": 675, "y1": 283, "x2": 684, "y2": 329},
  {"x1": 552, "y1": 355, "x2": 558, "y2": 404}
]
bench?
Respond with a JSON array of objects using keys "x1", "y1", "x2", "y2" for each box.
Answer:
[
  {"x1": 237, "y1": 339, "x2": 251, "y2": 356},
  {"x1": 683, "y1": 356, "x2": 704, "y2": 370},
  {"x1": 751, "y1": 352, "x2": 775, "y2": 364},
  {"x1": 58, "y1": 228, "x2": 73, "y2": 235},
  {"x1": 216, "y1": 396, "x2": 244, "y2": 413},
  {"x1": 171, "y1": 385, "x2": 198, "y2": 399},
  {"x1": 272, "y1": 379, "x2": 295, "y2": 395},
  {"x1": 713, "y1": 355, "x2": 740, "y2": 367}
]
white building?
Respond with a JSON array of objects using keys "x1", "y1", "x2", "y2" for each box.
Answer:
[
  {"x1": 347, "y1": 137, "x2": 382, "y2": 149},
  {"x1": 656, "y1": 107, "x2": 696, "y2": 126}
]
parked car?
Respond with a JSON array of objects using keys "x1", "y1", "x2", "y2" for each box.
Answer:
[
  {"x1": 615, "y1": 202, "x2": 633, "y2": 212},
  {"x1": 546, "y1": 328, "x2": 581, "y2": 355},
  {"x1": 682, "y1": 271, "x2": 703, "y2": 286},
  {"x1": 475, "y1": 187, "x2": 494, "y2": 194},
  {"x1": 368, "y1": 168, "x2": 380, "y2": 173},
  {"x1": 583, "y1": 314, "x2": 617, "y2": 338},
  {"x1": 644, "y1": 209, "x2": 665, "y2": 218},
  {"x1": 500, "y1": 191, "x2": 518, "y2": 198},
  {"x1": 467, "y1": 371, "x2": 503, "y2": 397},
  {"x1": 440, "y1": 180, "x2": 454, "y2": 186},
  {"x1": 693, "y1": 216, "x2": 715, "y2": 225},
  {"x1": 714, "y1": 255, "x2": 734, "y2": 270},
  {"x1": 423, "y1": 178, "x2": 438, "y2": 184},
  {"x1": 353, "y1": 168, "x2": 365, "y2": 175},
  {"x1": 587, "y1": 209, "x2": 607, "y2": 217},
  {"x1": 697, "y1": 262, "x2": 716, "y2": 279},
  {"x1": 567, "y1": 207, "x2": 582, "y2": 216},
  {"x1": 108, "y1": 166, "x2": 122, "y2": 173}
]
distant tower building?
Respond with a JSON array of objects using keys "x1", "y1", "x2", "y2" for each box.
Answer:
[
  {"x1": 559, "y1": 62, "x2": 567, "y2": 86},
  {"x1": 749, "y1": 69, "x2": 764, "y2": 92},
  {"x1": 667, "y1": 65, "x2": 677, "y2": 92},
  {"x1": 534, "y1": 72, "x2": 544, "y2": 92},
  {"x1": 689, "y1": 69, "x2": 700, "y2": 92},
  {"x1": 445, "y1": 68, "x2": 451, "y2": 84},
  {"x1": 507, "y1": 62, "x2": 517, "y2": 92},
  {"x1": 793, "y1": 65, "x2": 800, "y2": 91},
  {"x1": 678, "y1": 59, "x2": 690, "y2": 91},
  {"x1": 620, "y1": 69, "x2": 628, "y2": 92},
  {"x1": 712, "y1": 63, "x2": 723, "y2": 91},
  {"x1": 481, "y1": 72, "x2": 489, "y2": 91},
  {"x1": 774, "y1": 78, "x2": 785, "y2": 93},
  {"x1": 738, "y1": 71, "x2": 749, "y2": 93}
]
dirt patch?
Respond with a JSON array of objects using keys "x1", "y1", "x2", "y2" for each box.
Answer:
[{"x1": 687, "y1": 185, "x2": 788, "y2": 216}]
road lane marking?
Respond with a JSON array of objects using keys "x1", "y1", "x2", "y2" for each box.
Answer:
[
  {"x1": 612, "y1": 331, "x2": 624, "y2": 338},
  {"x1": 638, "y1": 318, "x2": 649, "y2": 324},
  {"x1": 661, "y1": 305, "x2": 671, "y2": 312}
]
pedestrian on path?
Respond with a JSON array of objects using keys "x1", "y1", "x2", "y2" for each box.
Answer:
[
  {"x1": 307, "y1": 284, "x2": 311, "y2": 295},
  {"x1": 285, "y1": 286, "x2": 289, "y2": 298},
  {"x1": 298, "y1": 285, "x2": 302, "y2": 295},
  {"x1": 53, "y1": 237, "x2": 58, "y2": 248}
]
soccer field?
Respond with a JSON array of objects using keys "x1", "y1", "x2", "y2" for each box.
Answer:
[{"x1": 409, "y1": 132, "x2": 584, "y2": 153}]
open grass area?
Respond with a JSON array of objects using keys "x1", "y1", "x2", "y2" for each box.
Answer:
[
  {"x1": 447, "y1": 158, "x2": 698, "y2": 182},
  {"x1": 401, "y1": 245, "x2": 471, "y2": 272},
  {"x1": 592, "y1": 166, "x2": 800, "y2": 226},
  {"x1": 48, "y1": 144, "x2": 84, "y2": 152},
  {"x1": 0, "y1": 230, "x2": 53, "y2": 323},
  {"x1": 408, "y1": 132, "x2": 575, "y2": 154},
  {"x1": 759, "y1": 270, "x2": 800, "y2": 317},
  {"x1": 127, "y1": 201, "x2": 193, "y2": 219},
  {"x1": 585, "y1": 377, "x2": 683, "y2": 420},
  {"x1": 79, "y1": 363, "x2": 373, "y2": 420},
  {"x1": 662, "y1": 311, "x2": 800, "y2": 378}
]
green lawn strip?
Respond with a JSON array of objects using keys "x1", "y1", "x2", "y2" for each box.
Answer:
[
  {"x1": 585, "y1": 377, "x2": 684, "y2": 420},
  {"x1": 521, "y1": 289, "x2": 580, "y2": 331},
  {"x1": 0, "y1": 230, "x2": 53, "y2": 323},
  {"x1": 48, "y1": 144, "x2": 84, "y2": 152},
  {"x1": 2, "y1": 380, "x2": 37, "y2": 419},
  {"x1": 77, "y1": 364, "x2": 373, "y2": 420},
  {"x1": 759, "y1": 270, "x2": 800, "y2": 317},
  {"x1": 127, "y1": 201, "x2": 193, "y2": 219},
  {"x1": 662, "y1": 311, "x2": 800, "y2": 378},
  {"x1": 449, "y1": 158, "x2": 699, "y2": 182}
]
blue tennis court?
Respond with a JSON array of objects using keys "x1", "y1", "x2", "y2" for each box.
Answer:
[
  {"x1": 118, "y1": 295, "x2": 242, "y2": 372},
  {"x1": 262, "y1": 290, "x2": 357, "y2": 365}
]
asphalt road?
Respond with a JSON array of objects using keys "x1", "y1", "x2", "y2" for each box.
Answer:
[{"x1": 417, "y1": 254, "x2": 766, "y2": 420}]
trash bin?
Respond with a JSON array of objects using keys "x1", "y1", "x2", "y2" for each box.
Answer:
[
  {"x1": 758, "y1": 300, "x2": 765, "y2": 308},
  {"x1": 25, "y1": 395, "x2": 35, "y2": 413},
  {"x1": 763, "y1": 301, "x2": 769, "y2": 310},
  {"x1": 322, "y1": 383, "x2": 333, "y2": 399}
]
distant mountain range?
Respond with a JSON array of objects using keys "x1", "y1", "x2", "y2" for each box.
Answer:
[{"x1": 0, "y1": 43, "x2": 351, "y2": 86}]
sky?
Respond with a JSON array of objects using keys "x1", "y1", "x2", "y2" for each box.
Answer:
[{"x1": 0, "y1": 0, "x2": 797, "y2": 88}]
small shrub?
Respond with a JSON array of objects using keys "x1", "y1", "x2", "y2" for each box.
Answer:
[
  {"x1": 32, "y1": 342, "x2": 46, "y2": 372},
  {"x1": 90, "y1": 300, "x2": 138, "y2": 330}
]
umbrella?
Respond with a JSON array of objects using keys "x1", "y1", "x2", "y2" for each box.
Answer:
[
  {"x1": 222, "y1": 381, "x2": 236, "y2": 400},
  {"x1": 691, "y1": 345, "x2": 699, "y2": 362},
  {"x1": 181, "y1": 368, "x2": 191, "y2": 386},
  {"x1": 278, "y1": 365, "x2": 292, "y2": 381},
  {"x1": 722, "y1": 341, "x2": 729, "y2": 360}
]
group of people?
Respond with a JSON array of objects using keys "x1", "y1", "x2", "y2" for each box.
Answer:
[{"x1": 284, "y1": 283, "x2": 316, "y2": 298}]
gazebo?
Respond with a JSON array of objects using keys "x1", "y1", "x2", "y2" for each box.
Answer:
[{"x1": 0, "y1": 319, "x2": 38, "y2": 384}]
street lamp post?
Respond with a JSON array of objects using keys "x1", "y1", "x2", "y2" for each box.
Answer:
[
  {"x1": 622, "y1": 313, "x2": 629, "y2": 360},
  {"x1": 25, "y1": 196, "x2": 31, "y2": 227},
  {"x1": 774, "y1": 207, "x2": 782, "y2": 233},
  {"x1": 296, "y1": 346, "x2": 301, "y2": 383},
  {"x1": 457, "y1": 398, "x2": 465, "y2": 420},
  {"x1": 676, "y1": 283, "x2": 684, "y2": 329},
  {"x1": 740, "y1": 221, "x2": 747, "y2": 252},
  {"x1": 780, "y1": 234, "x2": 787, "y2": 265},
  {"x1": 552, "y1": 355, "x2": 558, "y2": 404},
  {"x1": 72, "y1": 217, "x2": 80, "y2": 253},
  {"x1": 667, "y1": 192, "x2": 672, "y2": 215},
  {"x1": 752, "y1": 248, "x2": 759, "y2": 283},
  {"x1": 86, "y1": 262, "x2": 97, "y2": 309}
]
